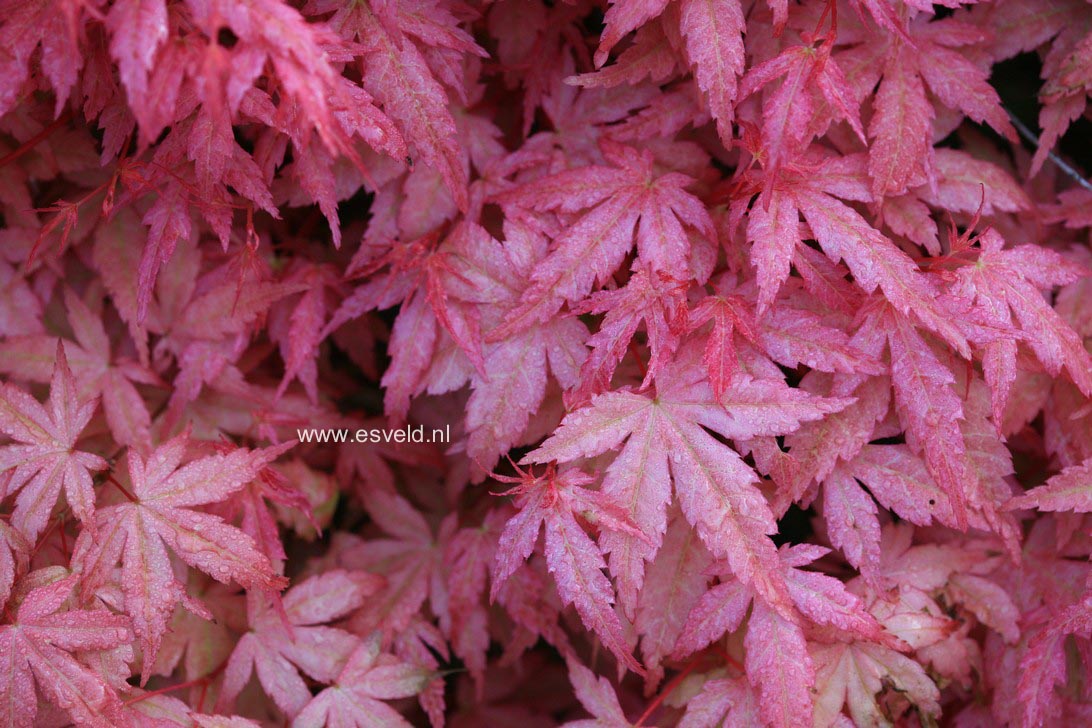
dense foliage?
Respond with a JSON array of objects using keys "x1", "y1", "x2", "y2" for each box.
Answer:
[{"x1": 2, "y1": 0, "x2": 1092, "y2": 725}]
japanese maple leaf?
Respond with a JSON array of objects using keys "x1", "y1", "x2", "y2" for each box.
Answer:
[
  {"x1": 880, "y1": 149, "x2": 1030, "y2": 255},
  {"x1": 774, "y1": 374, "x2": 891, "y2": 514},
  {"x1": 969, "y1": 0, "x2": 1087, "y2": 176},
  {"x1": 443, "y1": 221, "x2": 590, "y2": 472},
  {"x1": 166, "y1": 108, "x2": 280, "y2": 248},
  {"x1": 134, "y1": 179, "x2": 194, "y2": 323},
  {"x1": 0, "y1": 288, "x2": 159, "y2": 450},
  {"x1": 757, "y1": 300, "x2": 885, "y2": 377},
  {"x1": 1014, "y1": 621, "x2": 1070, "y2": 728},
  {"x1": 850, "y1": 302, "x2": 983, "y2": 529},
  {"x1": 390, "y1": 616, "x2": 449, "y2": 726},
  {"x1": 739, "y1": 152, "x2": 967, "y2": 352},
  {"x1": 0, "y1": 521, "x2": 29, "y2": 610},
  {"x1": 488, "y1": 140, "x2": 714, "y2": 340},
  {"x1": 676, "y1": 0, "x2": 746, "y2": 145},
  {"x1": 570, "y1": 264, "x2": 689, "y2": 404},
  {"x1": 523, "y1": 343, "x2": 851, "y2": 619},
  {"x1": 561, "y1": 656, "x2": 643, "y2": 727},
  {"x1": 679, "y1": 676, "x2": 761, "y2": 728},
  {"x1": 90, "y1": 211, "x2": 155, "y2": 355},
  {"x1": 149, "y1": 247, "x2": 309, "y2": 427},
  {"x1": 1007, "y1": 457, "x2": 1092, "y2": 514},
  {"x1": 292, "y1": 633, "x2": 432, "y2": 728},
  {"x1": 206, "y1": 445, "x2": 317, "y2": 567},
  {"x1": 117, "y1": 691, "x2": 263, "y2": 726},
  {"x1": 270, "y1": 262, "x2": 345, "y2": 404},
  {"x1": 0, "y1": 259, "x2": 44, "y2": 338},
  {"x1": 118, "y1": 0, "x2": 399, "y2": 296},
  {"x1": 336, "y1": 489, "x2": 444, "y2": 637},
  {"x1": 689, "y1": 275, "x2": 879, "y2": 400},
  {"x1": 218, "y1": 569, "x2": 385, "y2": 718},
  {"x1": 334, "y1": 415, "x2": 445, "y2": 496},
  {"x1": 307, "y1": 0, "x2": 476, "y2": 210},
  {"x1": 0, "y1": 0, "x2": 85, "y2": 118},
  {"x1": 686, "y1": 284, "x2": 758, "y2": 399},
  {"x1": 442, "y1": 509, "x2": 506, "y2": 693},
  {"x1": 0, "y1": 574, "x2": 133, "y2": 728},
  {"x1": 822, "y1": 437, "x2": 998, "y2": 577},
  {"x1": 489, "y1": 461, "x2": 649, "y2": 674},
  {"x1": 811, "y1": 640, "x2": 941, "y2": 728},
  {"x1": 601, "y1": 0, "x2": 809, "y2": 115},
  {"x1": 944, "y1": 228, "x2": 1092, "y2": 421},
  {"x1": 324, "y1": 224, "x2": 486, "y2": 422},
  {"x1": 737, "y1": 30, "x2": 865, "y2": 188},
  {"x1": 845, "y1": 525, "x2": 1019, "y2": 668},
  {"x1": 633, "y1": 511, "x2": 713, "y2": 687},
  {"x1": 840, "y1": 17, "x2": 1016, "y2": 197},
  {"x1": 1029, "y1": 21, "x2": 1092, "y2": 175},
  {"x1": 1012, "y1": 604, "x2": 1092, "y2": 728},
  {"x1": 673, "y1": 544, "x2": 894, "y2": 660},
  {"x1": 845, "y1": 315, "x2": 1020, "y2": 548},
  {"x1": 132, "y1": 0, "x2": 371, "y2": 159},
  {"x1": 795, "y1": 369, "x2": 1018, "y2": 562},
  {"x1": 0, "y1": 340, "x2": 107, "y2": 540},
  {"x1": 150, "y1": 578, "x2": 242, "y2": 683},
  {"x1": 594, "y1": 0, "x2": 676, "y2": 67},
  {"x1": 105, "y1": 0, "x2": 167, "y2": 104},
  {"x1": 534, "y1": 47, "x2": 668, "y2": 166},
  {"x1": 71, "y1": 434, "x2": 292, "y2": 682},
  {"x1": 821, "y1": 461, "x2": 885, "y2": 578},
  {"x1": 567, "y1": 0, "x2": 744, "y2": 146},
  {"x1": 673, "y1": 545, "x2": 896, "y2": 728}
]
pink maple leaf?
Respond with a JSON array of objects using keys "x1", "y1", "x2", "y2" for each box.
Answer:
[
  {"x1": 218, "y1": 569, "x2": 385, "y2": 717},
  {"x1": 292, "y1": 633, "x2": 432, "y2": 728},
  {"x1": 71, "y1": 433, "x2": 292, "y2": 682},
  {"x1": 0, "y1": 340, "x2": 107, "y2": 540},
  {"x1": 0, "y1": 574, "x2": 133, "y2": 728}
]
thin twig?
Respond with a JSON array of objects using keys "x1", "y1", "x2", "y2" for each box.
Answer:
[
  {"x1": 122, "y1": 658, "x2": 229, "y2": 707},
  {"x1": 633, "y1": 658, "x2": 701, "y2": 727},
  {"x1": 1006, "y1": 108, "x2": 1092, "y2": 192},
  {"x1": 0, "y1": 112, "x2": 73, "y2": 171}
]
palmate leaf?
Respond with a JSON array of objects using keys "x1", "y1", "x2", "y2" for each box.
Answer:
[
  {"x1": 1008, "y1": 457, "x2": 1092, "y2": 513},
  {"x1": 0, "y1": 341, "x2": 107, "y2": 540},
  {"x1": 0, "y1": 574, "x2": 133, "y2": 728},
  {"x1": 633, "y1": 512, "x2": 712, "y2": 686},
  {"x1": 950, "y1": 228, "x2": 1092, "y2": 415},
  {"x1": 218, "y1": 569, "x2": 385, "y2": 717},
  {"x1": 811, "y1": 640, "x2": 940, "y2": 728},
  {"x1": 380, "y1": 221, "x2": 592, "y2": 473},
  {"x1": 742, "y1": 153, "x2": 969, "y2": 353},
  {"x1": 0, "y1": 289, "x2": 158, "y2": 450},
  {"x1": 72, "y1": 434, "x2": 293, "y2": 683},
  {"x1": 561, "y1": 656, "x2": 638, "y2": 727},
  {"x1": 524, "y1": 343, "x2": 851, "y2": 621},
  {"x1": 582, "y1": 0, "x2": 746, "y2": 146},
  {"x1": 338, "y1": 489, "x2": 444, "y2": 637},
  {"x1": 291, "y1": 634, "x2": 432, "y2": 728},
  {"x1": 489, "y1": 462, "x2": 648, "y2": 674},
  {"x1": 311, "y1": 0, "x2": 473, "y2": 210},
  {"x1": 488, "y1": 140, "x2": 714, "y2": 340},
  {"x1": 570, "y1": 264, "x2": 688, "y2": 403},
  {"x1": 672, "y1": 545, "x2": 895, "y2": 728}
]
